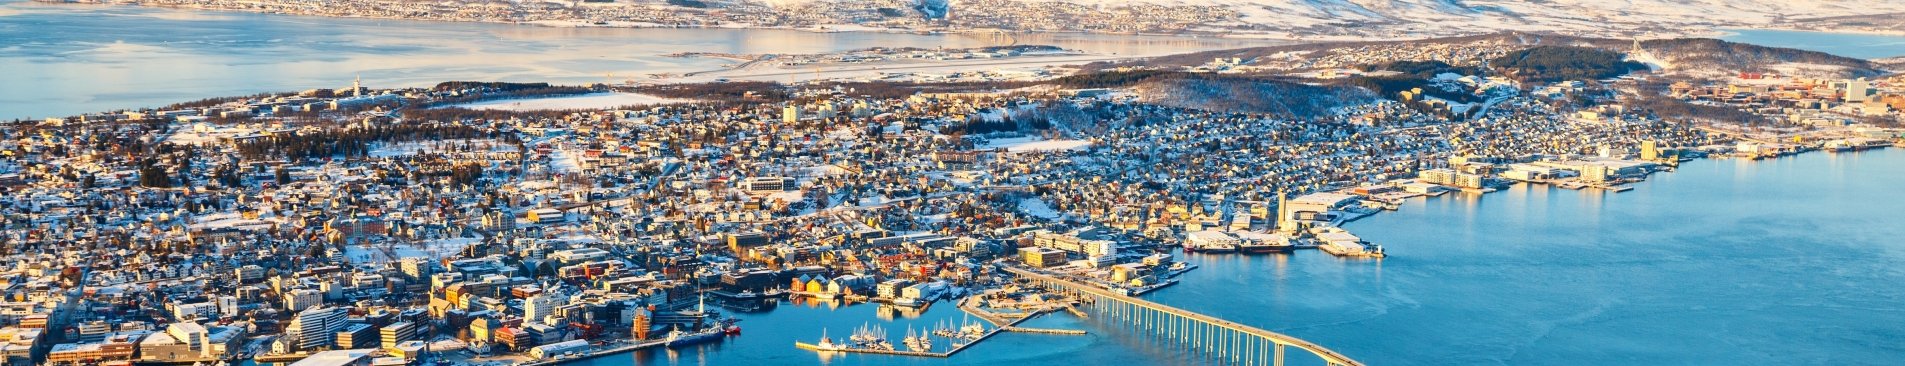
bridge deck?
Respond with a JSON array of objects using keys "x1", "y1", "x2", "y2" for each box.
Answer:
[{"x1": 1005, "y1": 266, "x2": 1364, "y2": 366}]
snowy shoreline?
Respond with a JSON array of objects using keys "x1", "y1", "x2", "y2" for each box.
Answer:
[{"x1": 441, "y1": 92, "x2": 700, "y2": 111}]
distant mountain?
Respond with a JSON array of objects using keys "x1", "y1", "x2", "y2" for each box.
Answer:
[
  {"x1": 1121, "y1": 32, "x2": 1891, "y2": 78},
  {"x1": 745, "y1": 0, "x2": 1905, "y2": 38}
]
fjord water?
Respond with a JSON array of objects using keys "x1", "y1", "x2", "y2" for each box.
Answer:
[
  {"x1": 581, "y1": 150, "x2": 1905, "y2": 366},
  {"x1": 1153, "y1": 148, "x2": 1905, "y2": 365},
  {"x1": 1721, "y1": 29, "x2": 1905, "y2": 60},
  {"x1": 0, "y1": 0, "x2": 1266, "y2": 120}
]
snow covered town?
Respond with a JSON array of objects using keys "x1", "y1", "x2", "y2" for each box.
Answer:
[{"x1": 2, "y1": 33, "x2": 1904, "y2": 366}]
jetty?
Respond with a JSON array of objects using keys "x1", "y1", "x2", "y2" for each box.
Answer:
[
  {"x1": 794, "y1": 305, "x2": 1066, "y2": 358},
  {"x1": 519, "y1": 339, "x2": 669, "y2": 366}
]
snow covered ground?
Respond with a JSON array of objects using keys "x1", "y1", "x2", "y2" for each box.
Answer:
[
  {"x1": 344, "y1": 237, "x2": 482, "y2": 264},
  {"x1": 446, "y1": 92, "x2": 697, "y2": 111},
  {"x1": 982, "y1": 136, "x2": 1093, "y2": 152},
  {"x1": 1018, "y1": 197, "x2": 1061, "y2": 220},
  {"x1": 767, "y1": 0, "x2": 1905, "y2": 38},
  {"x1": 548, "y1": 148, "x2": 583, "y2": 174}
]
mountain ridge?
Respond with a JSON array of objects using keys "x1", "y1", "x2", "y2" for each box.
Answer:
[{"x1": 743, "y1": 0, "x2": 1905, "y2": 38}]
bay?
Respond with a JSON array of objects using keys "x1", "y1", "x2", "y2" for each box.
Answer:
[
  {"x1": 1152, "y1": 148, "x2": 1905, "y2": 365},
  {"x1": 564, "y1": 149, "x2": 1905, "y2": 366},
  {"x1": 1720, "y1": 28, "x2": 1905, "y2": 60},
  {"x1": 0, "y1": 0, "x2": 1271, "y2": 119}
]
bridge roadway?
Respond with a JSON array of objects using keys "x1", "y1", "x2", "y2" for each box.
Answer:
[{"x1": 1005, "y1": 266, "x2": 1364, "y2": 366}]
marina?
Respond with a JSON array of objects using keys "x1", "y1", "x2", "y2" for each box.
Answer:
[
  {"x1": 6, "y1": 1, "x2": 1905, "y2": 364},
  {"x1": 793, "y1": 306, "x2": 1081, "y2": 359}
]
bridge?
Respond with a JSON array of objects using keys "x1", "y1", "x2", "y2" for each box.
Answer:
[{"x1": 1005, "y1": 267, "x2": 1363, "y2": 366}]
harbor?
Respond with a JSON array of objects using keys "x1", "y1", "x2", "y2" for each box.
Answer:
[
  {"x1": 515, "y1": 339, "x2": 668, "y2": 366},
  {"x1": 794, "y1": 293, "x2": 1093, "y2": 359}
]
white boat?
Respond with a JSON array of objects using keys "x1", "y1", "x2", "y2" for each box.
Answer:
[
  {"x1": 959, "y1": 319, "x2": 986, "y2": 339},
  {"x1": 663, "y1": 326, "x2": 725, "y2": 348},
  {"x1": 807, "y1": 329, "x2": 846, "y2": 352},
  {"x1": 901, "y1": 325, "x2": 933, "y2": 352}
]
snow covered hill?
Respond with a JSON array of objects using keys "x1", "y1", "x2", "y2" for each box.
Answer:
[{"x1": 745, "y1": 0, "x2": 1905, "y2": 38}]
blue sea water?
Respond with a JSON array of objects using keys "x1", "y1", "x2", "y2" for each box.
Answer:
[
  {"x1": 559, "y1": 150, "x2": 1905, "y2": 366},
  {"x1": 1721, "y1": 29, "x2": 1905, "y2": 60},
  {"x1": 0, "y1": 0, "x2": 1264, "y2": 119}
]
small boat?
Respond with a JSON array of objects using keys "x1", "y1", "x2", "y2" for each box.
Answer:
[
  {"x1": 802, "y1": 329, "x2": 846, "y2": 352},
  {"x1": 728, "y1": 290, "x2": 763, "y2": 300}
]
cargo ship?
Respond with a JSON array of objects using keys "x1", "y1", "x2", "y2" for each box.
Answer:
[{"x1": 663, "y1": 326, "x2": 726, "y2": 348}]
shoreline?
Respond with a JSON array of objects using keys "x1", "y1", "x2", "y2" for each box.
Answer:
[
  {"x1": 22, "y1": 0, "x2": 1316, "y2": 41},
  {"x1": 41, "y1": 0, "x2": 1895, "y2": 45}
]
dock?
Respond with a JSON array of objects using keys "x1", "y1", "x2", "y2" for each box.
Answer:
[
  {"x1": 519, "y1": 339, "x2": 668, "y2": 366},
  {"x1": 254, "y1": 353, "x2": 311, "y2": 363},
  {"x1": 956, "y1": 296, "x2": 1014, "y2": 326},
  {"x1": 794, "y1": 342, "x2": 946, "y2": 357},
  {"x1": 796, "y1": 305, "x2": 1066, "y2": 358},
  {"x1": 1062, "y1": 304, "x2": 1090, "y2": 319}
]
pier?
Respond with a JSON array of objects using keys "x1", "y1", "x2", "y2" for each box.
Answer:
[
  {"x1": 956, "y1": 296, "x2": 1016, "y2": 326},
  {"x1": 794, "y1": 342, "x2": 946, "y2": 357},
  {"x1": 253, "y1": 353, "x2": 311, "y2": 363},
  {"x1": 519, "y1": 339, "x2": 668, "y2": 366},
  {"x1": 794, "y1": 301, "x2": 1059, "y2": 358},
  {"x1": 1006, "y1": 266, "x2": 1364, "y2": 366}
]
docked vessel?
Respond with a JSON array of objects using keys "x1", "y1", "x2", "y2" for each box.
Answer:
[
  {"x1": 849, "y1": 323, "x2": 894, "y2": 350},
  {"x1": 902, "y1": 326, "x2": 932, "y2": 352},
  {"x1": 1181, "y1": 241, "x2": 1237, "y2": 253},
  {"x1": 797, "y1": 329, "x2": 847, "y2": 352},
  {"x1": 726, "y1": 289, "x2": 763, "y2": 300},
  {"x1": 959, "y1": 319, "x2": 986, "y2": 339},
  {"x1": 1183, "y1": 230, "x2": 1241, "y2": 253},
  {"x1": 1234, "y1": 231, "x2": 1295, "y2": 253},
  {"x1": 664, "y1": 326, "x2": 726, "y2": 348}
]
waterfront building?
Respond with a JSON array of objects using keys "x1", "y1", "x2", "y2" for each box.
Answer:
[
  {"x1": 337, "y1": 323, "x2": 376, "y2": 349},
  {"x1": 1027, "y1": 230, "x2": 1117, "y2": 258},
  {"x1": 528, "y1": 339, "x2": 589, "y2": 360},
  {"x1": 1019, "y1": 247, "x2": 1068, "y2": 268},
  {"x1": 524, "y1": 293, "x2": 565, "y2": 325},
  {"x1": 875, "y1": 279, "x2": 914, "y2": 298},
  {"x1": 287, "y1": 307, "x2": 349, "y2": 351}
]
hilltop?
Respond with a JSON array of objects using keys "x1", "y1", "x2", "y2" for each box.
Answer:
[{"x1": 747, "y1": 0, "x2": 1905, "y2": 38}]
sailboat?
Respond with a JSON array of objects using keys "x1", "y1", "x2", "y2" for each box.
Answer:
[
  {"x1": 932, "y1": 319, "x2": 957, "y2": 338},
  {"x1": 959, "y1": 317, "x2": 986, "y2": 340},
  {"x1": 903, "y1": 325, "x2": 931, "y2": 352}
]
